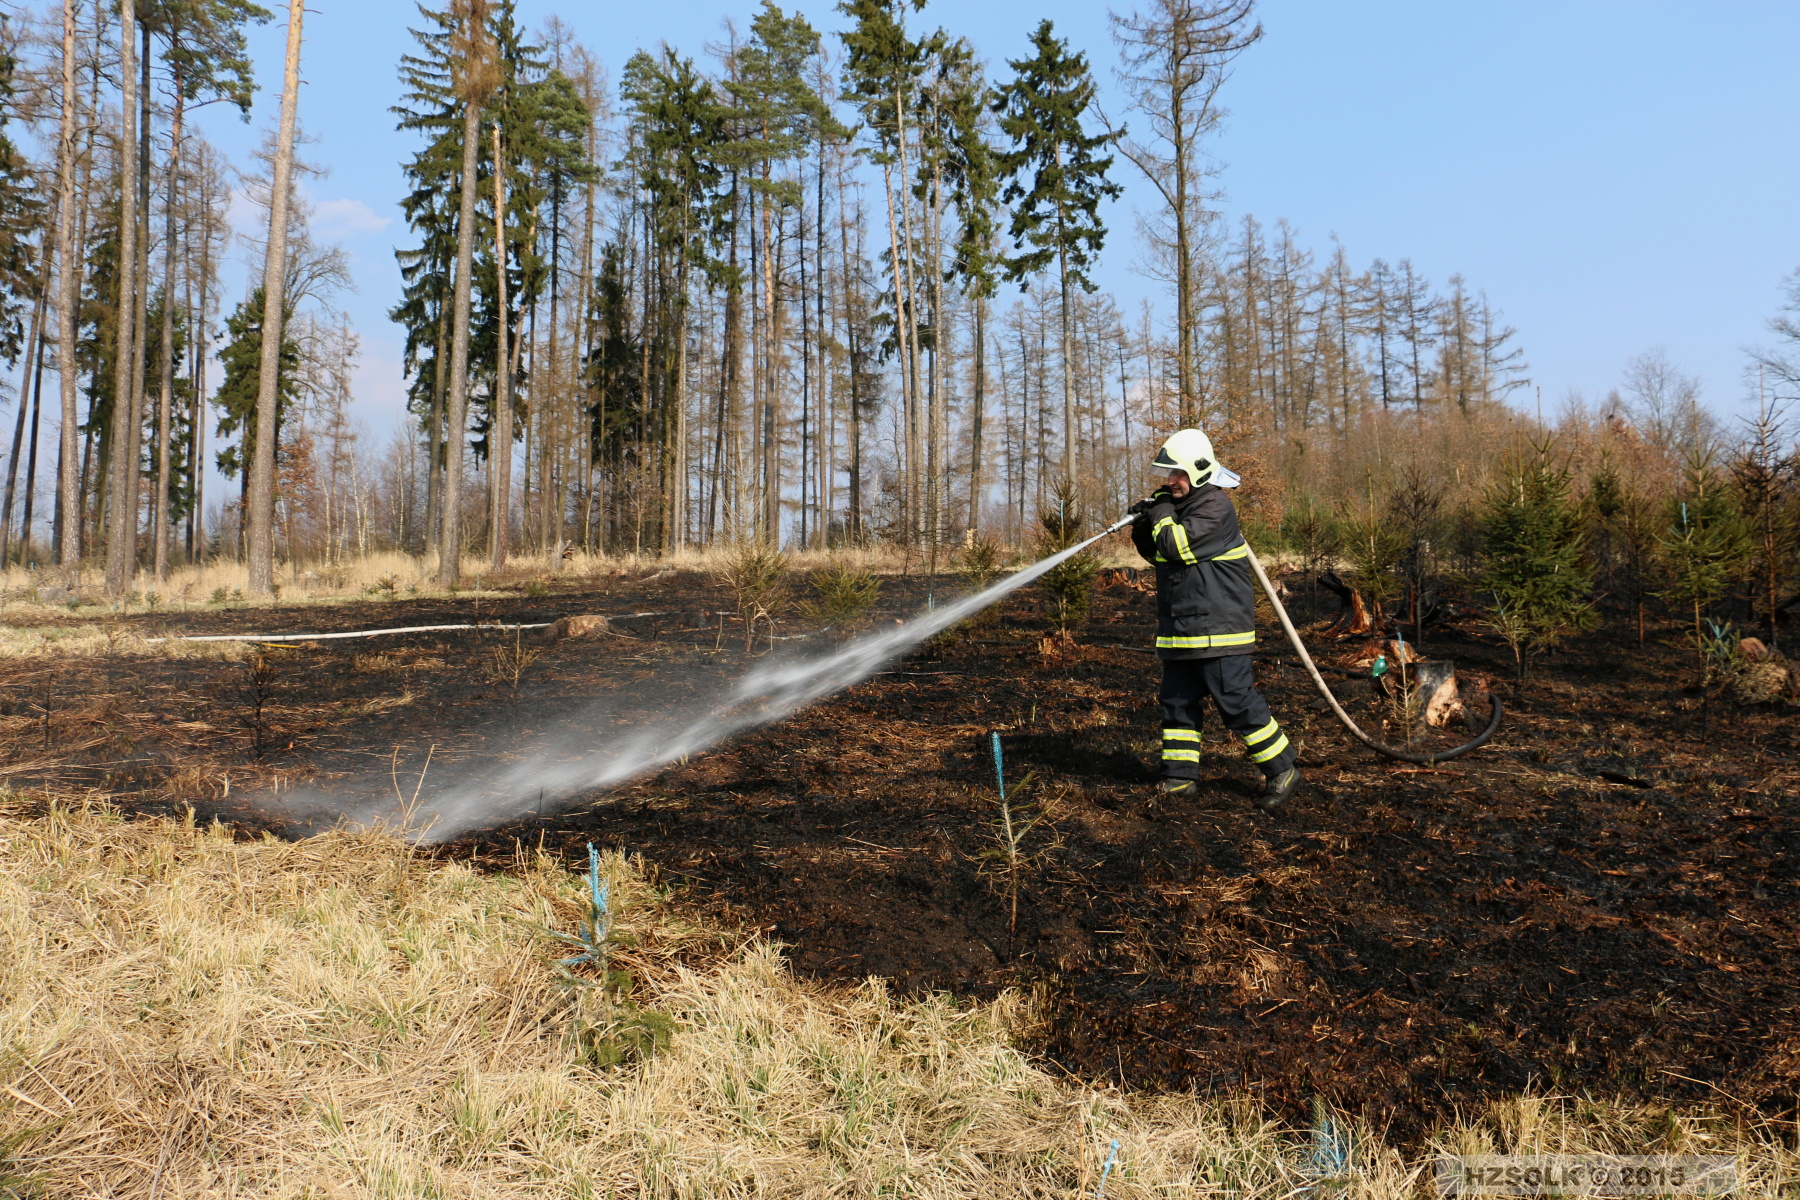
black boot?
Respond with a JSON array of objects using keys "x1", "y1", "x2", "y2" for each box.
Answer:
[
  {"x1": 1257, "y1": 767, "x2": 1301, "y2": 814},
  {"x1": 1161, "y1": 778, "x2": 1198, "y2": 799}
]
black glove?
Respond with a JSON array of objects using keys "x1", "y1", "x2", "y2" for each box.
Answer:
[{"x1": 1128, "y1": 487, "x2": 1172, "y2": 521}]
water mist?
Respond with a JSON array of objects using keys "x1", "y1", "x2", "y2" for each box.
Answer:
[{"x1": 304, "y1": 519, "x2": 1130, "y2": 843}]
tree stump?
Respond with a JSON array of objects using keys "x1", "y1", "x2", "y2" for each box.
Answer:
[
  {"x1": 552, "y1": 614, "x2": 611, "y2": 639},
  {"x1": 1318, "y1": 572, "x2": 1373, "y2": 637},
  {"x1": 1413, "y1": 660, "x2": 1463, "y2": 731}
]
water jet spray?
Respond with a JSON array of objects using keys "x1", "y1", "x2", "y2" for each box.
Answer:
[
  {"x1": 282, "y1": 510, "x2": 1496, "y2": 840},
  {"x1": 308, "y1": 515, "x2": 1137, "y2": 841}
]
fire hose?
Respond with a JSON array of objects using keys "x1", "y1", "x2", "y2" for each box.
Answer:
[{"x1": 1103, "y1": 512, "x2": 1505, "y2": 766}]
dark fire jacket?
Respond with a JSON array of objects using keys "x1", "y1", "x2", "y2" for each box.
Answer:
[{"x1": 1129, "y1": 484, "x2": 1258, "y2": 660}]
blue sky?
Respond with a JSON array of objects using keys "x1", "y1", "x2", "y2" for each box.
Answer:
[{"x1": 187, "y1": 0, "x2": 1800, "y2": 440}]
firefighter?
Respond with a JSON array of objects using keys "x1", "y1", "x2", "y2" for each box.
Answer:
[{"x1": 1129, "y1": 428, "x2": 1301, "y2": 813}]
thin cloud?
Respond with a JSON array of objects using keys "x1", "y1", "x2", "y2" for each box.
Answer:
[{"x1": 313, "y1": 198, "x2": 391, "y2": 238}]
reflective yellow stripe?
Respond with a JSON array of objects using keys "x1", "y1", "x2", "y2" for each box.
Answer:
[
  {"x1": 1161, "y1": 748, "x2": 1201, "y2": 763},
  {"x1": 1151, "y1": 516, "x2": 1175, "y2": 565},
  {"x1": 1151, "y1": 515, "x2": 1200, "y2": 565},
  {"x1": 1243, "y1": 718, "x2": 1281, "y2": 748},
  {"x1": 1211, "y1": 542, "x2": 1249, "y2": 561},
  {"x1": 1156, "y1": 630, "x2": 1256, "y2": 650},
  {"x1": 1161, "y1": 728, "x2": 1202, "y2": 743},
  {"x1": 1168, "y1": 524, "x2": 1199, "y2": 565},
  {"x1": 1248, "y1": 733, "x2": 1291, "y2": 764}
]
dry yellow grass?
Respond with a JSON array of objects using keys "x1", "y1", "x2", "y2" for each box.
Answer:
[
  {"x1": 0, "y1": 802, "x2": 1791, "y2": 1198},
  {"x1": 0, "y1": 542, "x2": 1023, "y2": 619},
  {"x1": 0, "y1": 623, "x2": 253, "y2": 661},
  {"x1": 0, "y1": 533, "x2": 1171, "y2": 661}
]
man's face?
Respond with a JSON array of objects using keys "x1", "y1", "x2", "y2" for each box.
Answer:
[{"x1": 1167, "y1": 469, "x2": 1192, "y2": 499}]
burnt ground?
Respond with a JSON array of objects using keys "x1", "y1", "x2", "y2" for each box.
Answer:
[{"x1": 2, "y1": 557, "x2": 1798, "y2": 1133}]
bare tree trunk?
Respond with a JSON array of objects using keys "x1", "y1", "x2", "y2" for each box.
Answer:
[
  {"x1": 126, "y1": 27, "x2": 150, "y2": 575},
  {"x1": 78, "y1": 424, "x2": 93, "y2": 557},
  {"x1": 488, "y1": 123, "x2": 511, "y2": 571},
  {"x1": 187, "y1": 186, "x2": 212, "y2": 563},
  {"x1": 55, "y1": 0, "x2": 81, "y2": 571},
  {"x1": 669, "y1": 244, "x2": 690, "y2": 552},
  {"x1": 722, "y1": 181, "x2": 743, "y2": 539},
  {"x1": 764, "y1": 205, "x2": 783, "y2": 545},
  {"x1": 152, "y1": 73, "x2": 185, "y2": 583},
  {"x1": 1, "y1": 279, "x2": 47, "y2": 563},
  {"x1": 72, "y1": 14, "x2": 101, "y2": 562},
  {"x1": 425, "y1": 298, "x2": 446, "y2": 552},
  {"x1": 924, "y1": 149, "x2": 944, "y2": 550},
  {"x1": 1171, "y1": 73, "x2": 1195, "y2": 426},
  {"x1": 893, "y1": 108, "x2": 924, "y2": 542},
  {"x1": 582, "y1": 232, "x2": 600, "y2": 553},
  {"x1": 843, "y1": 191, "x2": 864, "y2": 541},
  {"x1": 578, "y1": 110, "x2": 598, "y2": 551},
  {"x1": 814, "y1": 133, "x2": 830, "y2": 547},
  {"x1": 1055, "y1": 166, "x2": 1075, "y2": 485},
  {"x1": 20, "y1": 326, "x2": 46, "y2": 559},
  {"x1": 968, "y1": 290, "x2": 986, "y2": 533},
  {"x1": 515, "y1": 216, "x2": 536, "y2": 544},
  {"x1": 439, "y1": 70, "x2": 484, "y2": 584},
  {"x1": 877, "y1": 156, "x2": 911, "y2": 539},
  {"x1": 102, "y1": 0, "x2": 140, "y2": 595},
  {"x1": 245, "y1": 0, "x2": 305, "y2": 595},
  {"x1": 797, "y1": 200, "x2": 810, "y2": 548}
]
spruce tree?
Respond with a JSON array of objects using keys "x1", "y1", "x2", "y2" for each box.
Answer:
[
  {"x1": 724, "y1": 1, "x2": 828, "y2": 543},
  {"x1": 1481, "y1": 444, "x2": 1595, "y2": 678},
  {"x1": 991, "y1": 20, "x2": 1120, "y2": 484},
  {"x1": 396, "y1": 0, "x2": 569, "y2": 568},
  {"x1": 1036, "y1": 477, "x2": 1100, "y2": 634},
  {"x1": 1660, "y1": 447, "x2": 1752, "y2": 674},
  {"x1": 621, "y1": 46, "x2": 729, "y2": 551},
  {"x1": 837, "y1": 0, "x2": 927, "y2": 538},
  {"x1": 392, "y1": 2, "x2": 464, "y2": 460},
  {"x1": 938, "y1": 36, "x2": 1000, "y2": 534},
  {"x1": 143, "y1": 0, "x2": 271, "y2": 581},
  {"x1": 0, "y1": 31, "x2": 42, "y2": 363},
  {"x1": 499, "y1": 57, "x2": 595, "y2": 562},
  {"x1": 212, "y1": 286, "x2": 297, "y2": 489}
]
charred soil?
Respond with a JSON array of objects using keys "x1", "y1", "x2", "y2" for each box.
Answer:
[{"x1": 3, "y1": 562, "x2": 1797, "y2": 1133}]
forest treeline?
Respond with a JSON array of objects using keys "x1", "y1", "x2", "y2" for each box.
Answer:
[{"x1": 0, "y1": 0, "x2": 1794, "y2": 610}]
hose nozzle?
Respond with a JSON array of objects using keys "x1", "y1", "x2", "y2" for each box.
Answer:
[{"x1": 1103, "y1": 511, "x2": 1138, "y2": 536}]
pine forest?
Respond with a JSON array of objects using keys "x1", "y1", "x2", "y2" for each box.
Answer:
[{"x1": 0, "y1": 0, "x2": 1792, "y2": 606}]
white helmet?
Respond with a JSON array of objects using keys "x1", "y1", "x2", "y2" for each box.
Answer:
[{"x1": 1151, "y1": 428, "x2": 1240, "y2": 488}]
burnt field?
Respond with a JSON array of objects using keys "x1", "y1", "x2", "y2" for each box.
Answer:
[{"x1": 2, "y1": 555, "x2": 1797, "y2": 1133}]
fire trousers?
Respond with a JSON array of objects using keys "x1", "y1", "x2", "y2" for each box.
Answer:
[{"x1": 1158, "y1": 653, "x2": 1296, "y2": 781}]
